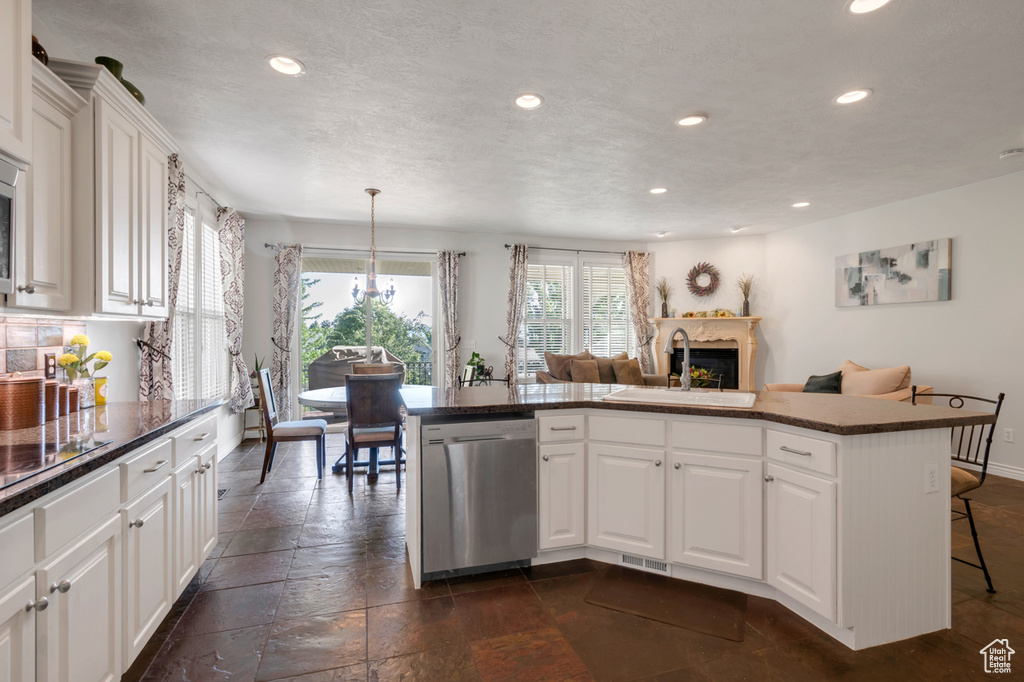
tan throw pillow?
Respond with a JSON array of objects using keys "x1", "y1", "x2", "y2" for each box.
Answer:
[
  {"x1": 612, "y1": 357, "x2": 645, "y2": 385},
  {"x1": 839, "y1": 363, "x2": 911, "y2": 396},
  {"x1": 570, "y1": 359, "x2": 601, "y2": 383},
  {"x1": 594, "y1": 351, "x2": 629, "y2": 384},
  {"x1": 544, "y1": 350, "x2": 592, "y2": 381}
]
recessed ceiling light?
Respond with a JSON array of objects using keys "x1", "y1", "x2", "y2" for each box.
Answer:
[
  {"x1": 999, "y1": 148, "x2": 1024, "y2": 160},
  {"x1": 650, "y1": 187, "x2": 668, "y2": 194},
  {"x1": 515, "y1": 94, "x2": 543, "y2": 109},
  {"x1": 792, "y1": 202, "x2": 811, "y2": 208},
  {"x1": 730, "y1": 227, "x2": 744, "y2": 233},
  {"x1": 676, "y1": 115, "x2": 707, "y2": 127},
  {"x1": 655, "y1": 231, "x2": 670, "y2": 237},
  {"x1": 267, "y1": 55, "x2": 306, "y2": 76},
  {"x1": 835, "y1": 89, "x2": 871, "y2": 104},
  {"x1": 848, "y1": 0, "x2": 893, "y2": 14}
]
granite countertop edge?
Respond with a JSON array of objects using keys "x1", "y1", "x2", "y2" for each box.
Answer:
[{"x1": 0, "y1": 400, "x2": 223, "y2": 517}]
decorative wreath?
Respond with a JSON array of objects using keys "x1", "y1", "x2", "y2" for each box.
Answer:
[{"x1": 686, "y1": 262, "x2": 721, "y2": 297}]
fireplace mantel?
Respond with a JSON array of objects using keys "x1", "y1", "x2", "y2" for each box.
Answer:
[{"x1": 650, "y1": 317, "x2": 762, "y2": 391}]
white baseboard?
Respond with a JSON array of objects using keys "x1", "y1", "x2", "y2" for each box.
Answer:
[{"x1": 985, "y1": 460, "x2": 1024, "y2": 482}]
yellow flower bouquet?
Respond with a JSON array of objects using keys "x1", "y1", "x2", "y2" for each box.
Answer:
[{"x1": 58, "y1": 335, "x2": 113, "y2": 380}]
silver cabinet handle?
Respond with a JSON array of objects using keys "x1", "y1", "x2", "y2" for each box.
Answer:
[
  {"x1": 779, "y1": 446, "x2": 813, "y2": 457},
  {"x1": 550, "y1": 426, "x2": 577, "y2": 431},
  {"x1": 49, "y1": 580, "x2": 71, "y2": 594},
  {"x1": 26, "y1": 597, "x2": 48, "y2": 612},
  {"x1": 194, "y1": 432, "x2": 211, "y2": 442},
  {"x1": 765, "y1": 475, "x2": 775, "y2": 482},
  {"x1": 674, "y1": 462, "x2": 681, "y2": 469},
  {"x1": 197, "y1": 467, "x2": 206, "y2": 475},
  {"x1": 204, "y1": 462, "x2": 212, "y2": 470},
  {"x1": 655, "y1": 460, "x2": 662, "y2": 467},
  {"x1": 129, "y1": 518, "x2": 145, "y2": 528},
  {"x1": 17, "y1": 284, "x2": 35, "y2": 294},
  {"x1": 542, "y1": 455, "x2": 549, "y2": 461},
  {"x1": 144, "y1": 460, "x2": 168, "y2": 473},
  {"x1": 144, "y1": 300, "x2": 155, "y2": 307}
]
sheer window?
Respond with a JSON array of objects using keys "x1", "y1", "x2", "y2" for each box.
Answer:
[{"x1": 518, "y1": 262, "x2": 574, "y2": 376}]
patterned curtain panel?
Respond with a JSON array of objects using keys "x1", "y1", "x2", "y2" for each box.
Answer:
[
  {"x1": 139, "y1": 154, "x2": 186, "y2": 401},
  {"x1": 622, "y1": 250, "x2": 655, "y2": 373},
  {"x1": 271, "y1": 243, "x2": 303, "y2": 421},
  {"x1": 503, "y1": 244, "x2": 529, "y2": 384},
  {"x1": 216, "y1": 207, "x2": 253, "y2": 413},
  {"x1": 437, "y1": 251, "x2": 461, "y2": 390}
]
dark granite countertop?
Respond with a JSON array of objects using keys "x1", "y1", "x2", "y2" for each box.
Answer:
[
  {"x1": 402, "y1": 384, "x2": 996, "y2": 436},
  {"x1": 0, "y1": 400, "x2": 222, "y2": 517}
]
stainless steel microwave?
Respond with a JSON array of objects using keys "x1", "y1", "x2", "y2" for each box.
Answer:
[{"x1": 0, "y1": 157, "x2": 19, "y2": 295}]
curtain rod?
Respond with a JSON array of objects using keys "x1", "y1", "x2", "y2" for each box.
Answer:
[
  {"x1": 504, "y1": 243, "x2": 625, "y2": 256},
  {"x1": 263, "y1": 244, "x2": 465, "y2": 257}
]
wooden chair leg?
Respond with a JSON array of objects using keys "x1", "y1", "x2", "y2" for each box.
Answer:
[{"x1": 260, "y1": 440, "x2": 278, "y2": 484}]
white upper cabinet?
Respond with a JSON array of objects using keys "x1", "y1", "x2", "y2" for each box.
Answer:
[
  {"x1": 0, "y1": 0, "x2": 32, "y2": 163},
  {"x1": 8, "y1": 61, "x2": 86, "y2": 311},
  {"x1": 47, "y1": 59, "x2": 176, "y2": 320}
]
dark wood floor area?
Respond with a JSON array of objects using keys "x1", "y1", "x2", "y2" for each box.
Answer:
[{"x1": 125, "y1": 439, "x2": 1024, "y2": 681}]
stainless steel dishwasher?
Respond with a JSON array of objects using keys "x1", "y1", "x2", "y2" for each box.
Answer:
[{"x1": 421, "y1": 417, "x2": 537, "y2": 574}]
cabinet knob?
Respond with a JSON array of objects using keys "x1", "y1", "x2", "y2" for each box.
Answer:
[
  {"x1": 674, "y1": 462, "x2": 681, "y2": 469},
  {"x1": 204, "y1": 462, "x2": 212, "y2": 470},
  {"x1": 541, "y1": 455, "x2": 549, "y2": 462},
  {"x1": 655, "y1": 460, "x2": 662, "y2": 467},
  {"x1": 764, "y1": 475, "x2": 774, "y2": 483},
  {"x1": 49, "y1": 580, "x2": 71, "y2": 594},
  {"x1": 144, "y1": 300, "x2": 155, "y2": 307},
  {"x1": 129, "y1": 518, "x2": 145, "y2": 528},
  {"x1": 17, "y1": 284, "x2": 35, "y2": 294},
  {"x1": 197, "y1": 467, "x2": 206, "y2": 475},
  {"x1": 25, "y1": 597, "x2": 48, "y2": 612}
]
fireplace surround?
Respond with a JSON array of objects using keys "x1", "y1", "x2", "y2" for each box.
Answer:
[{"x1": 651, "y1": 316, "x2": 761, "y2": 391}]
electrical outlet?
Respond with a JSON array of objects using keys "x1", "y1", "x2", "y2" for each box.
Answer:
[
  {"x1": 465, "y1": 340, "x2": 477, "y2": 349},
  {"x1": 1005, "y1": 428, "x2": 1015, "y2": 443},
  {"x1": 925, "y1": 464, "x2": 939, "y2": 494}
]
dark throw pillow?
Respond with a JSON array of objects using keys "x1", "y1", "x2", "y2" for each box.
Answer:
[{"x1": 803, "y1": 371, "x2": 843, "y2": 394}]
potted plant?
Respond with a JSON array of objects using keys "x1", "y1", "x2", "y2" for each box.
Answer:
[
  {"x1": 737, "y1": 273, "x2": 755, "y2": 317},
  {"x1": 656, "y1": 277, "x2": 673, "y2": 318}
]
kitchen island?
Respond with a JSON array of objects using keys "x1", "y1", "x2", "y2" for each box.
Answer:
[{"x1": 403, "y1": 384, "x2": 995, "y2": 651}]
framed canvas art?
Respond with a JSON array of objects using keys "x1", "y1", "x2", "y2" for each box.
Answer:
[{"x1": 835, "y1": 239, "x2": 951, "y2": 307}]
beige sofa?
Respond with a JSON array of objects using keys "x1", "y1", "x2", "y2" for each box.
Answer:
[
  {"x1": 534, "y1": 350, "x2": 676, "y2": 387},
  {"x1": 764, "y1": 360, "x2": 932, "y2": 403}
]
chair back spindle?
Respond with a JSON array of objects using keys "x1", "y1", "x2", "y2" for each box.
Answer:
[{"x1": 912, "y1": 386, "x2": 1005, "y2": 484}]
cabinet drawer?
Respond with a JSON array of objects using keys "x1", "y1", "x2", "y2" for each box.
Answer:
[
  {"x1": 538, "y1": 414, "x2": 585, "y2": 443},
  {"x1": 35, "y1": 467, "x2": 120, "y2": 559},
  {"x1": 171, "y1": 414, "x2": 217, "y2": 467},
  {"x1": 672, "y1": 421, "x2": 762, "y2": 456},
  {"x1": 767, "y1": 430, "x2": 836, "y2": 477},
  {"x1": 121, "y1": 438, "x2": 173, "y2": 502},
  {"x1": 0, "y1": 514, "x2": 34, "y2": 589},
  {"x1": 588, "y1": 414, "x2": 666, "y2": 447}
]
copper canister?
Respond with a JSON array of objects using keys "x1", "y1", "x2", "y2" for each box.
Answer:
[
  {"x1": 0, "y1": 374, "x2": 46, "y2": 430},
  {"x1": 44, "y1": 380, "x2": 59, "y2": 421},
  {"x1": 69, "y1": 386, "x2": 80, "y2": 412},
  {"x1": 58, "y1": 383, "x2": 70, "y2": 416}
]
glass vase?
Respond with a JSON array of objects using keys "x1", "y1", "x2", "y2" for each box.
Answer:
[{"x1": 73, "y1": 377, "x2": 95, "y2": 409}]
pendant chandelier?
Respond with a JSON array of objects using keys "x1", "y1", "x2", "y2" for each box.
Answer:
[{"x1": 352, "y1": 188, "x2": 396, "y2": 305}]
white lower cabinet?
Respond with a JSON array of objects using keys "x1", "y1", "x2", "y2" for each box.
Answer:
[
  {"x1": 538, "y1": 443, "x2": 585, "y2": 550},
  {"x1": 587, "y1": 443, "x2": 665, "y2": 559},
  {"x1": 172, "y1": 457, "x2": 199, "y2": 595},
  {"x1": 669, "y1": 451, "x2": 763, "y2": 579},
  {"x1": 766, "y1": 462, "x2": 837, "y2": 621},
  {"x1": 121, "y1": 478, "x2": 173, "y2": 669},
  {"x1": 0, "y1": 575, "x2": 36, "y2": 682},
  {"x1": 197, "y1": 447, "x2": 218, "y2": 559},
  {"x1": 36, "y1": 514, "x2": 121, "y2": 682}
]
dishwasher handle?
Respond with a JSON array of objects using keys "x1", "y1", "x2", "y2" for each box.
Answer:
[{"x1": 450, "y1": 434, "x2": 512, "y2": 443}]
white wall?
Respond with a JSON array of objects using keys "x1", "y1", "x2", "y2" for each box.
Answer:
[
  {"x1": 83, "y1": 319, "x2": 145, "y2": 402},
  {"x1": 763, "y1": 170, "x2": 1024, "y2": 473}
]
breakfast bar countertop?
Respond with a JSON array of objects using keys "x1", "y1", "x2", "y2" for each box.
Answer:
[
  {"x1": 403, "y1": 383, "x2": 996, "y2": 436},
  {"x1": 0, "y1": 399, "x2": 222, "y2": 517}
]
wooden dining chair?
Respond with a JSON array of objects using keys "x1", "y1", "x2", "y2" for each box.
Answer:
[
  {"x1": 912, "y1": 385, "x2": 1005, "y2": 593},
  {"x1": 344, "y1": 373, "x2": 405, "y2": 492},
  {"x1": 256, "y1": 368, "x2": 327, "y2": 484},
  {"x1": 351, "y1": 362, "x2": 396, "y2": 375}
]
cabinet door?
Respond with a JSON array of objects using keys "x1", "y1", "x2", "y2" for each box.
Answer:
[
  {"x1": 11, "y1": 93, "x2": 73, "y2": 310},
  {"x1": 95, "y1": 98, "x2": 138, "y2": 315},
  {"x1": 539, "y1": 443, "x2": 585, "y2": 550},
  {"x1": 587, "y1": 443, "x2": 665, "y2": 559},
  {"x1": 669, "y1": 452, "x2": 763, "y2": 579},
  {"x1": 121, "y1": 478, "x2": 173, "y2": 670},
  {"x1": 137, "y1": 133, "x2": 168, "y2": 317},
  {"x1": 766, "y1": 463, "x2": 836, "y2": 621},
  {"x1": 197, "y1": 447, "x2": 217, "y2": 560},
  {"x1": 36, "y1": 514, "x2": 121, "y2": 682},
  {"x1": 172, "y1": 458, "x2": 199, "y2": 594},
  {"x1": 0, "y1": 575, "x2": 35, "y2": 682},
  {"x1": 0, "y1": 0, "x2": 31, "y2": 161}
]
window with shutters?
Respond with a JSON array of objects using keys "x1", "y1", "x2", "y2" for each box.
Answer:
[
  {"x1": 518, "y1": 262, "x2": 574, "y2": 376},
  {"x1": 582, "y1": 261, "x2": 636, "y2": 359}
]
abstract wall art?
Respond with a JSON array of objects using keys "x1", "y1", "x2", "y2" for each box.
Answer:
[{"x1": 835, "y1": 238, "x2": 951, "y2": 307}]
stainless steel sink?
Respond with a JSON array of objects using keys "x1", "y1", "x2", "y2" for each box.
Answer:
[{"x1": 602, "y1": 387, "x2": 757, "y2": 408}]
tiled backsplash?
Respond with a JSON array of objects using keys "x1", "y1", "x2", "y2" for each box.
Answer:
[{"x1": 0, "y1": 317, "x2": 87, "y2": 377}]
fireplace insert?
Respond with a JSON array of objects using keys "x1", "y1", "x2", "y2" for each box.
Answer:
[{"x1": 672, "y1": 348, "x2": 739, "y2": 390}]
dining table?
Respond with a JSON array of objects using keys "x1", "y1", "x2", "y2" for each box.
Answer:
[{"x1": 296, "y1": 384, "x2": 435, "y2": 477}]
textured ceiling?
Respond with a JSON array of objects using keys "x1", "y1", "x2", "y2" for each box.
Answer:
[{"x1": 33, "y1": 0, "x2": 1024, "y2": 240}]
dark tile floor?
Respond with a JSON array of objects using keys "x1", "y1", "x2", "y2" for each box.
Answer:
[{"x1": 125, "y1": 439, "x2": 1024, "y2": 681}]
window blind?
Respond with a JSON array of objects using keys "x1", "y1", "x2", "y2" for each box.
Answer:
[
  {"x1": 172, "y1": 208, "x2": 197, "y2": 400},
  {"x1": 200, "y1": 220, "x2": 228, "y2": 399},
  {"x1": 518, "y1": 263, "x2": 574, "y2": 376},
  {"x1": 582, "y1": 263, "x2": 635, "y2": 358}
]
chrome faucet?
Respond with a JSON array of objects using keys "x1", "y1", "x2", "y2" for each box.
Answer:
[{"x1": 663, "y1": 327, "x2": 691, "y2": 391}]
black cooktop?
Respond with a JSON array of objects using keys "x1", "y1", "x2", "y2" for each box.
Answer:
[{"x1": 0, "y1": 438, "x2": 113, "y2": 490}]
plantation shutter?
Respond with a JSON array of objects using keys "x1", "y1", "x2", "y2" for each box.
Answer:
[
  {"x1": 200, "y1": 220, "x2": 228, "y2": 398},
  {"x1": 582, "y1": 263, "x2": 636, "y2": 359},
  {"x1": 172, "y1": 208, "x2": 198, "y2": 400},
  {"x1": 518, "y1": 263, "x2": 574, "y2": 376}
]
